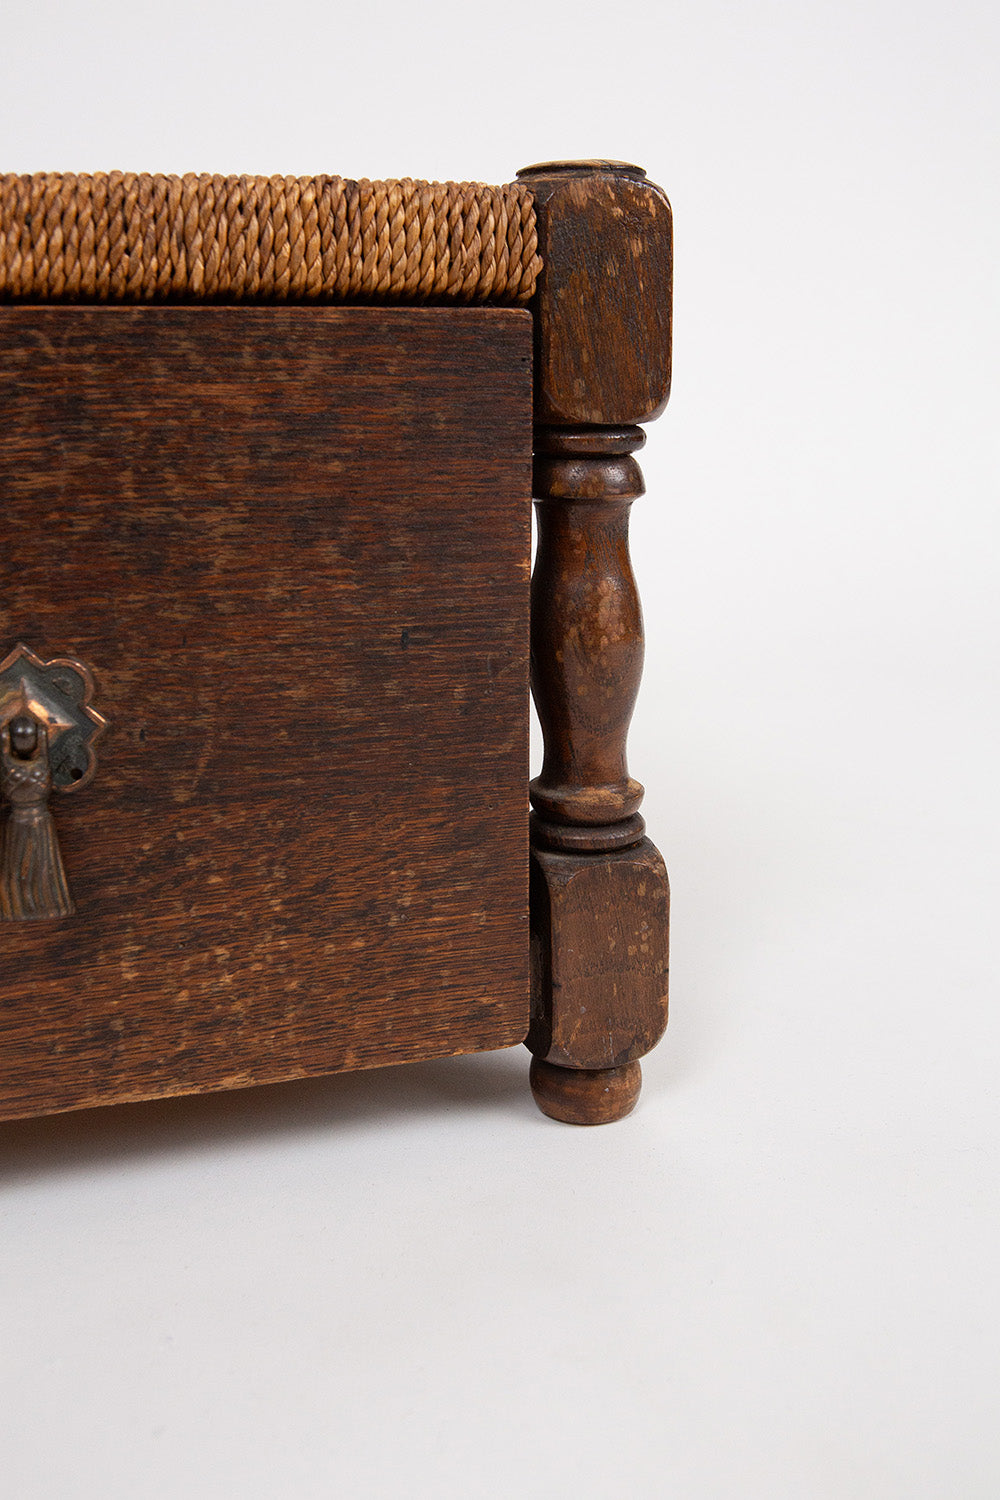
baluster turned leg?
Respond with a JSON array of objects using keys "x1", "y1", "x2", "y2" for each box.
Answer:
[{"x1": 518, "y1": 160, "x2": 673, "y2": 1123}]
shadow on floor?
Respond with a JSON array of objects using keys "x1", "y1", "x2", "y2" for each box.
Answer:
[{"x1": 0, "y1": 1046, "x2": 538, "y2": 1186}]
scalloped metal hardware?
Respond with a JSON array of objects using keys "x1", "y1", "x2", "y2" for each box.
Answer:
[{"x1": 0, "y1": 644, "x2": 108, "y2": 920}]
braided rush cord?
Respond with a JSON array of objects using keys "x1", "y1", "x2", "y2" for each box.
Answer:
[{"x1": 0, "y1": 173, "x2": 542, "y2": 304}]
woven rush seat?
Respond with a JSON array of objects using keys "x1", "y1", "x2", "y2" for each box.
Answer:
[
  {"x1": 0, "y1": 160, "x2": 674, "y2": 1128},
  {"x1": 0, "y1": 172, "x2": 541, "y2": 304}
]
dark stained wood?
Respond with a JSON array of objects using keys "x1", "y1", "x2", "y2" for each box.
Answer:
[
  {"x1": 516, "y1": 161, "x2": 672, "y2": 427},
  {"x1": 529, "y1": 1057, "x2": 641, "y2": 1126},
  {"x1": 529, "y1": 839, "x2": 669, "y2": 1066},
  {"x1": 0, "y1": 303, "x2": 533, "y2": 1120},
  {"x1": 522, "y1": 161, "x2": 672, "y2": 1123},
  {"x1": 529, "y1": 424, "x2": 647, "y2": 849},
  {"x1": 527, "y1": 427, "x2": 670, "y2": 1122}
]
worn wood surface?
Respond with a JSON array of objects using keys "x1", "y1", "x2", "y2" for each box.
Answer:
[
  {"x1": 529, "y1": 839, "x2": 669, "y2": 1071},
  {"x1": 529, "y1": 424, "x2": 647, "y2": 851},
  {"x1": 517, "y1": 161, "x2": 672, "y2": 427},
  {"x1": 0, "y1": 304, "x2": 533, "y2": 1120},
  {"x1": 529, "y1": 1057, "x2": 642, "y2": 1126},
  {"x1": 522, "y1": 160, "x2": 673, "y2": 1124}
]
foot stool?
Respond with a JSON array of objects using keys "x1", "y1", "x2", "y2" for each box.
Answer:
[{"x1": 0, "y1": 159, "x2": 671, "y2": 1126}]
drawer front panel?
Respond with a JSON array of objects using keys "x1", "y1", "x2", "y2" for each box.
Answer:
[{"x1": 0, "y1": 305, "x2": 532, "y2": 1118}]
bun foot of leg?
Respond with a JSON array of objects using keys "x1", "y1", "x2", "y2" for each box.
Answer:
[{"x1": 529, "y1": 1057, "x2": 642, "y2": 1125}]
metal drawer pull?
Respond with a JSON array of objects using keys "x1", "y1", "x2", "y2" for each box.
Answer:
[{"x1": 0, "y1": 645, "x2": 107, "y2": 921}]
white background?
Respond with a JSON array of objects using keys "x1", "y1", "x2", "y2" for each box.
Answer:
[{"x1": 2, "y1": 2, "x2": 998, "y2": 1495}]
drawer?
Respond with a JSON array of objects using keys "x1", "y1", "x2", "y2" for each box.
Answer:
[{"x1": 0, "y1": 304, "x2": 532, "y2": 1119}]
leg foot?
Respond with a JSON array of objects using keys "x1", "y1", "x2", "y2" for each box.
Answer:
[{"x1": 529, "y1": 1056, "x2": 641, "y2": 1125}]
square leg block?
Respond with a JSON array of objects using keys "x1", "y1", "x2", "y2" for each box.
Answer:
[{"x1": 529, "y1": 836, "x2": 669, "y2": 1072}]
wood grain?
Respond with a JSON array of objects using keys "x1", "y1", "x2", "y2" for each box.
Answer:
[
  {"x1": 521, "y1": 161, "x2": 673, "y2": 1123},
  {"x1": 529, "y1": 424, "x2": 647, "y2": 849},
  {"x1": 528, "y1": 839, "x2": 669, "y2": 1072},
  {"x1": 529, "y1": 1057, "x2": 642, "y2": 1125},
  {"x1": 516, "y1": 161, "x2": 672, "y2": 427},
  {"x1": 0, "y1": 304, "x2": 533, "y2": 1120}
]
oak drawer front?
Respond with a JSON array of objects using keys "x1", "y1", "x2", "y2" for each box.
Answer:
[{"x1": 0, "y1": 305, "x2": 532, "y2": 1119}]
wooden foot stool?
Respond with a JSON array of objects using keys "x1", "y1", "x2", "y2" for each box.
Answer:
[{"x1": 0, "y1": 160, "x2": 672, "y2": 1126}]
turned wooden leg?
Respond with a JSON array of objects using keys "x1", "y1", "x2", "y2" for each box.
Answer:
[
  {"x1": 526, "y1": 432, "x2": 670, "y2": 1123},
  {"x1": 530, "y1": 1058, "x2": 642, "y2": 1126},
  {"x1": 518, "y1": 160, "x2": 673, "y2": 1123}
]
